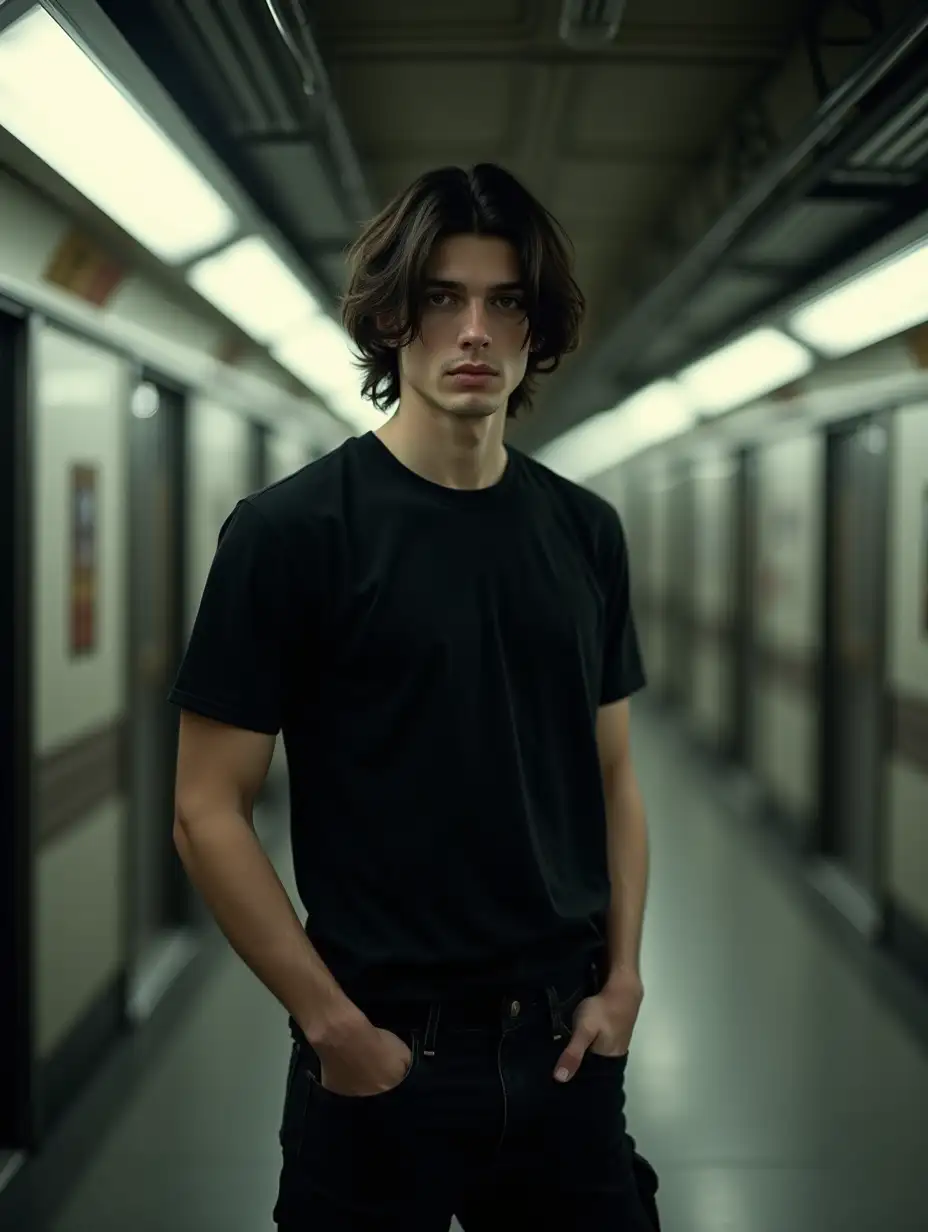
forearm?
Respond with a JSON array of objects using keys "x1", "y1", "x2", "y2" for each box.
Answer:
[
  {"x1": 173, "y1": 810, "x2": 362, "y2": 1045},
  {"x1": 604, "y1": 764, "x2": 649, "y2": 981}
]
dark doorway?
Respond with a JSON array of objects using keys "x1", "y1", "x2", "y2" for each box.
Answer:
[
  {"x1": 820, "y1": 413, "x2": 891, "y2": 934},
  {"x1": 125, "y1": 376, "x2": 190, "y2": 1022},
  {"x1": 732, "y1": 448, "x2": 759, "y2": 767},
  {"x1": 0, "y1": 304, "x2": 32, "y2": 1152}
]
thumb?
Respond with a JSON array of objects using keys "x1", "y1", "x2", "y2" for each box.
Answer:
[{"x1": 553, "y1": 1021, "x2": 596, "y2": 1083}]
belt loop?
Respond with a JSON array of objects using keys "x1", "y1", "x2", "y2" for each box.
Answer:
[
  {"x1": 423, "y1": 1001, "x2": 441, "y2": 1058},
  {"x1": 546, "y1": 986, "x2": 568, "y2": 1042}
]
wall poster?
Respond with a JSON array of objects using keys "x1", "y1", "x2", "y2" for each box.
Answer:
[{"x1": 70, "y1": 463, "x2": 98, "y2": 656}]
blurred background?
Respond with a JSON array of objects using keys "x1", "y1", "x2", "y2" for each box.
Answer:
[{"x1": 1, "y1": 1, "x2": 928, "y2": 1229}]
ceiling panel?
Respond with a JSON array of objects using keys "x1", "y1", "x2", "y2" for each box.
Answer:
[
  {"x1": 621, "y1": 0, "x2": 809, "y2": 31},
  {"x1": 561, "y1": 61, "x2": 761, "y2": 155},
  {"x1": 328, "y1": 62, "x2": 527, "y2": 153}
]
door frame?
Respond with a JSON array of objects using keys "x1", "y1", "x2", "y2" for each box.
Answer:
[
  {"x1": 731, "y1": 447, "x2": 758, "y2": 767},
  {"x1": 123, "y1": 369, "x2": 193, "y2": 1022},
  {"x1": 0, "y1": 299, "x2": 35, "y2": 1153},
  {"x1": 816, "y1": 409, "x2": 893, "y2": 933}
]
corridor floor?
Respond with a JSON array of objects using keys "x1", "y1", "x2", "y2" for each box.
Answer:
[{"x1": 3, "y1": 703, "x2": 928, "y2": 1231}]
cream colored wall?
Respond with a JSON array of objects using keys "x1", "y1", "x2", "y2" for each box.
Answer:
[
  {"x1": 32, "y1": 324, "x2": 130, "y2": 1060},
  {"x1": 752, "y1": 431, "x2": 824, "y2": 832},
  {"x1": 267, "y1": 429, "x2": 309, "y2": 486},
  {"x1": 186, "y1": 398, "x2": 254, "y2": 632},
  {"x1": 690, "y1": 455, "x2": 738, "y2": 748},
  {"x1": 885, "y1": 402, "x2": 928, "y2": 928},
  {"x1": 35, "y1": 799, "x2": 125, "y2": 1058},
  {"x1": 642, "y1": 462, "x2": 671, "y2": 694}
]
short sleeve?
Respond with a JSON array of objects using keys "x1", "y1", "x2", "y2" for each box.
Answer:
[
  {"x1": 599, "y1": 506, "x2": 647, "y2": 706},
  {"x1": 168, "y1": 499, "x2": 293, "y2": 734}
]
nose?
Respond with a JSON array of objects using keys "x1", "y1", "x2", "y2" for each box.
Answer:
[{"x1": 458, "y1": 298, "x2": 491, "y2": 350}]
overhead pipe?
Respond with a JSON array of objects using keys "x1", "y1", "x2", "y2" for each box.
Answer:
[
  {"x1": 579, "y1": 4, "x2": 928, "y2": 396},
  {"x1": 261, "y1": 0, "x2": 374, "y2": 226}
]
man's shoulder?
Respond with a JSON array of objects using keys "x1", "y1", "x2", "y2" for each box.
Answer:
[
  {"x1": 516, "y1": 448, "x2": 622, "y2": 536},
  {"x1": 244, "y1": 436, "x2": 359, "y2": 534}
]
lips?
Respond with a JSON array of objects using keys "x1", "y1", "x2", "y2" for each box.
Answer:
[{"x1": 449, "y1": 365, "x2": 497, "y2": 376}]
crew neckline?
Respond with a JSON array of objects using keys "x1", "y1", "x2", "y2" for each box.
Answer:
[{"x1": 357, "y1": 430, "x2": 520, "y2": 505}]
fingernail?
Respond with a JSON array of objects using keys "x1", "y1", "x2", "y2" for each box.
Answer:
[{"x1": 555, "y1": 1068, "x2": 569, "y2": 1083}]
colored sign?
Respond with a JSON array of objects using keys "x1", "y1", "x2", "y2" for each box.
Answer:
[
  {"x1": 44, "y1": 228, "x2": 126, "y2": 308},
  {"x1": 908, "y1": 323, "x2": 928, "y2": 370},
  {"x1": 215, "y1": 333, "x2": 249, "y2": 367},
  {"x1": 70, "y1": 464, "x2": 98, "y2": 656}
]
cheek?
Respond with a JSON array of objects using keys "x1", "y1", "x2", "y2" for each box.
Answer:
[{"x1": 399, "y1": 337, "x2": 431, "y2": 380}]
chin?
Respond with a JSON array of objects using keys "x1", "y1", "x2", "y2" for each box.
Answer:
[{"x1": 441, "y1": 393, "x2": 504, "y2": 420}]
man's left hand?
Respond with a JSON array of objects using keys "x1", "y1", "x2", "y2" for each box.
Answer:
[{"x1": 553, "y1": 970, "x2": 644, "y2": 1083}]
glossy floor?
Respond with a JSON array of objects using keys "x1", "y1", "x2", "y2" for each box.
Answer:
[{"x1": 3, "y1": 703, "x2": 928, "y2": 1231}]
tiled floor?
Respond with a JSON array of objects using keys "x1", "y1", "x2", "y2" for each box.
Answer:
[{"x1": 3, "y1": 703, "x2": 928, "y2": 1230}]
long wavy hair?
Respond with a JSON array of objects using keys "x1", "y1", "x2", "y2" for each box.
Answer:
[{"x1": 341, "y1": 163, "x2": 585, "y2": 418}]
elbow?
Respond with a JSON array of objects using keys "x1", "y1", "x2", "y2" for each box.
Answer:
[{"x1": 173, "y1": 809, "x2": 191, "y2": 855}]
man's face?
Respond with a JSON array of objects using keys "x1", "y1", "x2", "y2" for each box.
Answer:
[{"x1": 397, "y1": 234, "x2": 530, "y2": 420}]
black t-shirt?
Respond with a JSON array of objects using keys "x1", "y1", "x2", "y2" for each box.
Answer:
[{"x1": 169, "y1": 431, "x2": 646, "y2": 1001}]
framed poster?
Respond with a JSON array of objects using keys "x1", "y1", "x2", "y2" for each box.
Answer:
[{"x1": 70, "y1": 463, "x2": 98, "y2": 656}]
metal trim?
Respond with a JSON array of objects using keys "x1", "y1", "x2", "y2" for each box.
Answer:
[
  {"x1": 0, "y1": 0, "x2": 34, "y2": 37},
  {"x1": 34, "y1": 721, "x2": 127, "y2": 846},
  {"x1": 0, "y1": 306, "x2": 36, "y2": 1150},
  {"x1": 573, "y1": 6, "x2": 928, "y2": 412}
]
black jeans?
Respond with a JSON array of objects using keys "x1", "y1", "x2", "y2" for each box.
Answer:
[{"x1": 273, "y1": 958, "x2": 660, "y2": 1230}]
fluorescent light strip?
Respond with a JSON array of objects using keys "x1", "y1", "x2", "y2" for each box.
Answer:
[
  {"x1": 0, "y1": 9, "x2": 236, "y2": 263},
  {"x1": 188, "y1": 237, "x2": 323, "y2": 345},
  {"x1": 788, "y1": 239, "x2": 928, "y2": 357},
  {"x1": 675, "y1": 327, "x2": 813, "y2": 415},
  {"x1": 537, "y1": 380, "x2": 695, "y2": 482},
  {"x1": 273, "y1": 315, "x2": 384, "y2": 434}
]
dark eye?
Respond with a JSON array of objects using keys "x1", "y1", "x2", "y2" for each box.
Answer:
[
  {"x1": 496, "y1": 295, "x2": 524, "y2": 312},
  {"x1": 427, "y1": 291, "x2": 452, "y2": 307}
]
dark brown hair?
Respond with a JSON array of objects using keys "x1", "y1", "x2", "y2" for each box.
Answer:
[{"x1": 341, "y1": 163, "x2": 585, "y2": 417}]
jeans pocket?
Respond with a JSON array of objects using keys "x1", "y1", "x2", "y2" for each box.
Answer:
[
  {"x1": 279, "y1": 1042, "x2": 312, "y2": 1154},
  {"x1": 309, "y1": 1027, "x2": 422, "y2": 1102}
]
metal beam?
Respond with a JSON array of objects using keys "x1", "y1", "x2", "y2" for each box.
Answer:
[
  {"x1": 261, "y1": 0, "x2": 374, "y2": 225},
  {"x1": 567, "y1": 4, "x2": 928, "y2": 415}
]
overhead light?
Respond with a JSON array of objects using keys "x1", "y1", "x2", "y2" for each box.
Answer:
[
  {"x1": 131, "y1": 382, "x2": 160, "y2": 419},
  {"x1": 273, "y1": 314, "x2": 383, "y2": 434},
  {"x1": 0, "y1": 8, "x2": 236, "y2": 262},
  {"x1": 675, "y1": 327, "x2": 813, "y2": 415},
  {"x1": 188, "y1": 236, "x2": 323, "y2": 344},
  {"x1": 788, "y1": 239, "x2": 928, "y2": 357},
  {"x1": 537, "y1": 380, "x2": 694, "y2": 482}
]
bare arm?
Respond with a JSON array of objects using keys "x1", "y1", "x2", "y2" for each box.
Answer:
[
  {"x1": 173, "y1": 711, "x2": 363, "y2": 1048},
  {"x1": 596, "y1": 699, "x2": 649, "y2": 986}
]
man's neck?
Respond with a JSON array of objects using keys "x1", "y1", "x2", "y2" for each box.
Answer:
[{"x1": 376, "y1": 402, "x2": 507, "y2": 492}]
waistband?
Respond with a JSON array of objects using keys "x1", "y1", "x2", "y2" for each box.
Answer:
[{"x1": 353, "y1": 952, "x2": 604, "y2": 1031}]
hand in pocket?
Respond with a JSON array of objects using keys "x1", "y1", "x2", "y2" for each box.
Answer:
[{"x1": 318, "y1": 1026, "x2": 413, "y2": 1098}]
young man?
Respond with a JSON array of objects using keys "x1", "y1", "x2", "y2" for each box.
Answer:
[{"x1": 170, "y1": 163, "x2": 660, "y2": 1230}]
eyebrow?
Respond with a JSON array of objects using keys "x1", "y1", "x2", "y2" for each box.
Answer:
[{"x1": 425, "y1": 279, "x2": 524, "y2": 294}]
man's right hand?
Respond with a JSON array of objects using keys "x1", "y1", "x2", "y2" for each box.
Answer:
[{"x1": 316, "y1": 1022, "x2": 413, "y2": 1098}]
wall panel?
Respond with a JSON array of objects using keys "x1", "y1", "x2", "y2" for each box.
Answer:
[
  {"x1": 885, "y1": 403, "x2": 928, "y2": 931},
  {"x1": 32, "y1": 324, "x2": 129, "y2": 1059}
]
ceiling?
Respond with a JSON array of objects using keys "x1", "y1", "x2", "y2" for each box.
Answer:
[
  {"x1": 74, "y1": 0, "x2": 928, "y2": 449},
  {"x1": 311, "y1": 0, "x2": 810, "y2": 420}
]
